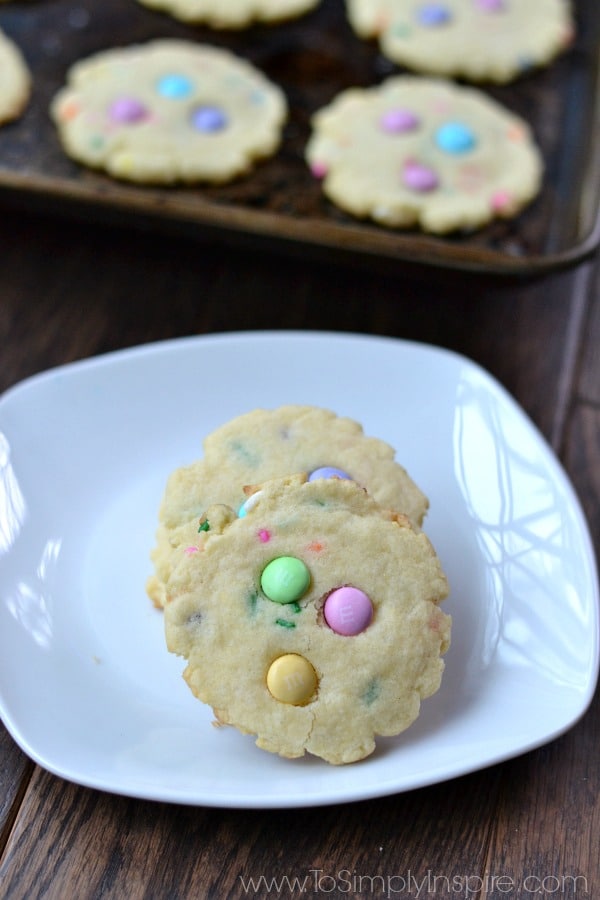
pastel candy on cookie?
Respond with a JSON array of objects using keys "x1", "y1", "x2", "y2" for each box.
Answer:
[
  {"x1": 147, "y1": 405, "x2": 429, "y2": 608},
  {"x1": 308, "y1": 466, "x2": 352, "y2": 481},
  {"x1": 267, "y1": 654, "x2": 318, "y2": 705},
  {"x1": 164, "y1": 476, "x2": 451, "y2": 764},
  {"x1": 108, "y1": 96, "x2": 149, "y2": 123},
  {"x1": 416, "y1": 3, "x2": 452, "y2": 26},
  {"x1": 345, "y1": 0, "x2": 574, "y2": 83},
  {"x1": 435, "y1": 121, "x2": 477, "y2": 154},
  {"x1": 323, "y1": 586, "x2": 374, "y2": 635},
  {"x1": 305, "y1": 75, "x2": 543, "y2": 233},
  {"x1": 50, "y1": 40, "x2": 287, "y2": 185},
  {"x1": 261, "y1": 556, "x2": 311, "y2": 604},
  {"x1": 380, "y1": 108, "x2": 420, "y2": 133}
]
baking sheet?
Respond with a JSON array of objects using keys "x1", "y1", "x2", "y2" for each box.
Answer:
[{"x1": 1, "y1": 0, "x2": 599, "y2": 275}]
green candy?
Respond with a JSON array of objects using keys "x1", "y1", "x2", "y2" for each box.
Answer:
[{"x1": 260, "y1": 556, "x2": 310, "y2": 605}]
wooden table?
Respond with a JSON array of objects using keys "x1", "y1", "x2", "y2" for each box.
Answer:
[{"x1": 0, "y1": 209, "x2": 598, "y2": 899}]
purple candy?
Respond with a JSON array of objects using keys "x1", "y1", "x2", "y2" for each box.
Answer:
[
  {"x1": 191, "y1": 106, "x2": 228, "y2": 133},
  {"x1": 308, "y1": 467, "x2": 352, "y2": 482},
  {"x1": 108, "y1": 97, "x2": 148, "y2": 124},
  {"x1": 403, "y1": 161, "x2": 439, "y2": 192},
  {"x1": 380, "y1": 108, "x2": 420, "y2": 134},
  {"x1": 475, "y1": 0, "x2": 505, "y2": 10},
  {"x1": 324, "y1": 586, "x2": 373, "y2": 636},
  {"x1": 416, "y1": 3, "x2": 452, "y2": 26}
]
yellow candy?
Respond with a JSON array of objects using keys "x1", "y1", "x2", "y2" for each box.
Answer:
[{"x1": 266, "y1": 654, "x2": 318, "y2": 706}]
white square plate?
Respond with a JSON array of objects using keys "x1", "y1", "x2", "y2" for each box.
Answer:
[{"x1": 0, "y1": 331, "x2": 598, "y2": 807}]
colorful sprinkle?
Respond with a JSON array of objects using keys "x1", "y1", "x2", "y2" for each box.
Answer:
[
  {"x1": 157, "y1": 73, "x2": 193, "y2": 99},
  {"x1": 59, "y1": 100, "x2": 81, "y2": 121},
  {"x1": 198, "y1": 519, "x2": 210, "y2": 533},
  {"x1": 403, "y1": 160, "x2": 439, "y2": 192},
  {"x1": 310, "y1": 160, "x2": 328, "y2": 179},
  {"x1": 323, "y1": 586, "x2": 373, "y2": 636},
  {"x1": 435, "y1": 122, "x2": 477, "y2": 154},
  {"x1": 266, "y1": 654, "x2": 317, "y2": 705},
  {"x1": 491, "y1": 189, "x2": 513, "y2": 211},
  {"x1": 275, "y1": 618, "x2": 296, "y2": 629},
  {"x1": 191, "y1": 105, "x2": 228, "y2": 133},
  {"x1": 380, "y1": 108, "x2": 420, "y2": 134},
  {"x1": 229, "y1": 440, "x2": 260, "y2": 466},
  {"x1": 307, "y1": 541, "x2": 325, "y2": 553},
  {"x1": 361, "y1": 678, "x2": 381, "y2": 706},
  {"x1": 261, "y1": 556, "x2": 311, "y2": 604},
  {"x1": 246, "y1": 590, "x2": 259, "y2": 616},
  {"x1": 257, "y1": 529, "x2": 271, "y2": 543},
  {"x1": 108, "y1": 96, "x2": 149, "y2": 124},
  {"x1": 184, "y1": 546, "x2": 198, "y2": 556}
]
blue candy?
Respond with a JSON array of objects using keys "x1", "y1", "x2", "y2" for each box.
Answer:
[{"x1": 435, "y1": 122, "x2": 477, "y2": 154}]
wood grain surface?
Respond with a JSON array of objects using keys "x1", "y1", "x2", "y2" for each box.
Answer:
[{"x1": 0, "y1": 208, "x2": 598, "y2": 899}]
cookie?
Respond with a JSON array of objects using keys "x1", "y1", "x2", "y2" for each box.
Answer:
[
  {"x1": 135, "y1": 0, "x2": 320, "y2": 28},
  {"x1": 147, "y1": 405, "x2": 429, "y2": 608},
  {"x1": 50, "y1": 40, "x2": 287, "y2": 184},
  {"x1": 164, "y1": 475, "x2": 451, "y2": 764},
  {"x1": 0, "y1": 29, "x2": 31, "y2": 125},
  {"x1": 346, "y1": 0, "x2": 574, "y2": 83},
  {"x1": 306, "y1": 75, "x2": 543, "y2": 233}
]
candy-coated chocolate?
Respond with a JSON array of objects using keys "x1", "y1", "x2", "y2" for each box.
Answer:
[
  {"x1": 191, "y1": 105, "x2": 228, "y2": 133},
  {"x1": 109, "y1": 96, "x2": 148, "y2": 124},
  {"x1": 156, "y1": 73, "x2": 193, "y2": 99},
  {"x1": 403, "y1": 160, "x2": 439, "y2": 192},
  {"x1": 416, "y1": 3, "x2": 452, "y2": 26},
  {"x1": 238, "y1": 490, "x2": 263, "y2": 517},
  {"x1": 266, "y1": 653, "x2": 318, "y2": 705},
  {"x1": 260, "y1": 556, "x2": 311, "y2": 604},
  {"x1": 380, "y1": 108, "x2": 420, "y2": 134},
  {"x1": 475, "y1": 0, "x2": 505, "y2": 11},
  {"x1": 435, "y1": 121, "x2": 477, "y2": 154},
  {"x1": 324, "y1": 586, "x2": 373, "y2": 635},
  {"x1": 308, "y1": 466, "x2": 352, "y2": 482}
]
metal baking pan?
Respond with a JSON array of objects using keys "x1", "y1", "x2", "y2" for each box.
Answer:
[{"x1": 1, "y1": 0, "x2": 599, "y2": 276}]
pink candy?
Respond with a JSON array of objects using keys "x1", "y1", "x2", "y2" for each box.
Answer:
[
  {"x1": 380, "y1": 108, "x2": 420, "y2": 134},
  {"x1": 475, "y1": 0, "x2": 505, "y2": 11},
  {"x1": 323, "y1": 586, "x2": 373, "y2": 636},
  {"x1": 108, "y1": 97, "x2": 148, "y2": 124},
  {"x1": 403, "y1": 160, "x2": 439, "y2": 192}
]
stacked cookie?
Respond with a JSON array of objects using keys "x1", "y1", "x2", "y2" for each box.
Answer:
[{"x1": 151, "y1": 406, "x2": 451, "y2": 764}]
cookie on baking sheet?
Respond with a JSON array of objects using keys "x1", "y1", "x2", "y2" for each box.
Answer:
[
  {"x1": 50, "y1": 40, "x2": 287, "y2": 185},
  {"x1": 147, "y1": 405, "x2": 429, "y2": 609},
  {"x1": 164, "y1": 475, "x2": 451, "y2": 764},
  {"x1": 306, "y1": 76, "x2": 543, "y2": 234},
  {"x1": 346, "y1": 0, "x2": 575, "y2": 83},
  {"x1": 0, "y1": 29, "x2": 31, "y2": 125},
  {"x1": 136, "y1": 0, "x2": 320, "y2": 28}
]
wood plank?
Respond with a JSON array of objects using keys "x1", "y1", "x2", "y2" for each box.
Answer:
[
  {"x1": 0, "y1": 727, "x2": 32, "y2": 854},
  {"x1": 0, "y1": 764, "x2": 506, "y2": 899},
  {"x1": 578, "y1": 276, "x2": 600, "y2": 405}
]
